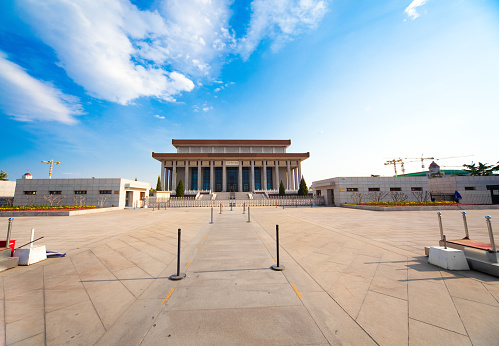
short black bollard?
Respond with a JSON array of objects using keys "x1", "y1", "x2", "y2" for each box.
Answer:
[
  {"x1": 169, "y1": 228, "x2": 186, "y2": 280},
  {"x1": 210, "y1": 207, "x2": 214, "y2": 224},
  {"x1": 220, "y1": 203, "x2": 222, "y2": 214},
  {"x1": 443, "y1": 234, "x2": 447, "y2": 249},
  {"x1": 247, "y1": 206, "x2": 251, "y2": 222},
  {"x1": 271, "y1": 225, "x2": 285, "y2": 271},
  {"x1": 243, "y1": 203, "x2": 245, "y2": 214}
]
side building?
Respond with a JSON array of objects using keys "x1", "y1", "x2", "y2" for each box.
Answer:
[
  {"x1": 13, "y1": 178, "x2": 150, "y2": 208},
  {"x1": 152, "y1": 139, "x2": 309, "y2": 194},
  {"x1": 0, "y1": 181, "x2": 16, "y2": 206},
  {"x1": 312, "y1": 175, "x2": 499, "y2": 206},
  {"x1": 312, "y1": 177, "x2": 430, "y2": 206}
]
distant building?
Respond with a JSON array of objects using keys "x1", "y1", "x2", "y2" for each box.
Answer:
[
  {"x1": 0, "y1": 181, "x2": 16, "y2": 206},
  {"x1": 152, "y1": 139, "x2": 309, "y2": 194},
  {"x1": 312, "y1": 175, "x2": 499, "y2": 206},
  {"x1": 13, "y1": 178, "x2": 150, "y2": 208},
  {"x1": 428, "y1": 176, "x2": 499, "y2": 204},
  {"x1": 312, "y1": 176, "x2": 430, "y2": 206}
]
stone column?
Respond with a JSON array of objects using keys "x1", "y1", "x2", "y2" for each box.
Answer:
[
  {"x1": 198, "y1": 162, "x2": 202, "y2": 191},
  {"x1": 293, "y1": 167, "x2": 298, "y2": 190},
  {"x1": 238, "y1": 161, "x2": 242, "y2": 192},
  {"x1": 210, "y1": 161, "x2": 214, "y2": 192},
  {"x1": 185, "y1": 160, "x2": 189, "y2": 191},
  {"x1": 172, "y1": 161, "x2": 177, "y2": 190},
  {"x1": 298, "y1": 161, "x2": 302, "y2": 185},
  {"x1": 251, "y1": 160, "x2": 255, "y2": 192},
  {"x1": 287, "y1": 161, "x2": 291, "y2": 190},
  {"x1": 166, "y1": 167, "x2": 170, "y2": 191},
  {"x1": 160, "y1": 161, "x2": 165, "y2": 191},
  {"x1": 274, "y1": 165, "x2": 278, "y2": 190},
  {"x1": 263, "y1": 161, "x2": 267, "y2": 191},
  {"x1": 222, "y1": 161, "x2": 227, "y2": 192}
]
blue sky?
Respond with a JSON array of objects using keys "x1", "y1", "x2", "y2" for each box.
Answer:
[{"x1": 1, "y1": 0, "x2": 498, "y2": 186}]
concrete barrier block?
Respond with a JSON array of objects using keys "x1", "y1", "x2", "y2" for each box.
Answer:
[
  {"x1": 428, "y1": 246, "x2": 470, "y2": 270},
  {"x1": 14, "y1": 245, "x2": 47, "y2": 266}
]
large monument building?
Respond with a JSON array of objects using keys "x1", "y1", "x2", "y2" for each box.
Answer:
[{"x1": 152, "y1": 139, "x2": 309, "y2": 193}]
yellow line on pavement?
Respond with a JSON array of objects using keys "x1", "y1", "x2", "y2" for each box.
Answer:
[
  {"x1": 162, "y1": 288, "x2": 175, "y2": 304},
  {"x1": 274, "y1": 257, "x2": 277, "y2": 263},
  {"x1": 264, "y1": 244, "x2": 268, "y2": 249},
  {"x1": 198, "y1": 245, "x2": 202, "y2": 250},
  {"x1": 290, "y1": 283, "x2": 303, "y2": 299},
  {"x1": 185, "y1": 260, "x2": 192, "y2": 269},
  {"x1": 205, "y1": 236, "x2": 207, "y2": 239},
  {"x1": 258, "y1": 235, "x2": 261, "y2": 238}
]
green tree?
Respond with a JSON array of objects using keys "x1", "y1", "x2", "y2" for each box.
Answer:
[
  {"x1": 0, "y1": 170, "x2": 8, "y2": 181},
  {"x1": 298, "y1": 177, "x2": 308, "y2": 196},
  {"x1": 279, "y1": 180, "x2": 285, "y2": 196},
  {"x1": 176, "y1": 179, "x2": 185, "y2": 197},
  {"x1": 156, "y1": 176, "x2": 162, "y2": 191},
  {"x1": 463, "y1": 162, "x2": 499, "y2": 176}
]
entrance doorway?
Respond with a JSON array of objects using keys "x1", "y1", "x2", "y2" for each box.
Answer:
[
  {"x1": 242, "y1": 167, "x2": 250, "y2": 192},
  {"x1": 487, "y1": 185, "x2": 499, "y2": 204},
  {"x1": 125, "y1": 191, "x2": 133, "y2": 207},
  {"x1": 227, "y1": 167, "x2": 238, "y2": 192}
]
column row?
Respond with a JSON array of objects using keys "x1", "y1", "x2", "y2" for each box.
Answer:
[{"x1": 161, "y1": 160, "x2": 302, "y2": 192}]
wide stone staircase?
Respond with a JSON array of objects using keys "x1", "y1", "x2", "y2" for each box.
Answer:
[{"x1": 214, "y1": 192, "x2": 251, "y2": 200}]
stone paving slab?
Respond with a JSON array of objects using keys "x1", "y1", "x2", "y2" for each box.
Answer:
[{"x1": 0, "y1": 207, "x2": 498, "y2": 345}]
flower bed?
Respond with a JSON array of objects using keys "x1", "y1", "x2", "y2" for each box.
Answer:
[
  {"x1": 0, "y1": 205, "x2": 98, "y2": 212},
  {"x1": 357, "y1": 201, "x2": 459, "y2": 207}
]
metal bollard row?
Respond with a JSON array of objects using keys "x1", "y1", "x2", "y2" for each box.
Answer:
[{"x1": 169, "y1": 228, "x2": 186, "y2": 280}]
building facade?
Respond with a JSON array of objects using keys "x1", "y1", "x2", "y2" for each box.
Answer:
[
  {"x1": 153, "y1": 140, "x2": 309, "y2": 193},
  {"x1": 312, "y1": 175, "x2": 499, "y2": 206},
  {"x1": 312, "y1": 176, "x2": 431, "y2": 206},
  {"x1": 428, "y1": 176, "x2": 499, "y2": 204},
  {"x1": 13, "y1": 178, "x2": 150, "y2": 208}
]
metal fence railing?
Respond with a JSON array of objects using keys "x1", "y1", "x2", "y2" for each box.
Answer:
[{"x1": 142, "y1": 196, "x2": 325, "y2": 208}]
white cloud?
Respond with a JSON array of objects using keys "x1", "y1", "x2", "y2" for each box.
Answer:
[
  {"x1": 405, "y1": 0, "x2": 428, "y2": 20},
  {"x1": 0, "y1": 52, "x2": 82, "y2": 124},
  {"x1": 155, "y1": 0, "x2": 236, "y2": 75},
  {"x1": 239, "y1": 0, "x2": 329, "y2": 60},
  {"x1": 202, "y1": 106, "x2": 213, "y2": 111},
  {"x1": 154, "y1": 114, "x2": 166, "y2": 119},
  {"x1": 18, "y1": 0, "x2": 195, "y2": 105},
  {"x1": 16, "y1": 0, "x2": 329, "y2": 105}
]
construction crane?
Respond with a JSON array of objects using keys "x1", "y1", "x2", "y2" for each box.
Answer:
[
  {"x1": 41, "y1": 160, "x2": 60, "y2": 179},
  {"x1": 384, "y1": 158, "x2": 405, "y2": 176},
  {"x1": 404, "y1": 155, "x2": 435, "y2": 169}
]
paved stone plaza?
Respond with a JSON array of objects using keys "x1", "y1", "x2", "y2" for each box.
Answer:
[{"x1": 1, "y1": 207, "x2": 498, "y2": 345}]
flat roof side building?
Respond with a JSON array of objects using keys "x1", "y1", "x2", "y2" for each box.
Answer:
[
  {"x1": 152, "y1": 139, "x2": 309, "y2": 193},
  {"x1": 0, "y1": 181, "x2": 16, "y2": 206},
  {"x1": 312, "y1": 175, "x2": 499, "y2": 206},
  {"x1": 0, "y1": 181, "x2": 16, "y2": 198},
  {"x1": 312, "y1": 177, "x2": 430, "y2": 206},
  {"x1": 14, "y1": 178, "x2": 150, "y2": 208},
  {"x1": 428, "y1": 176, "x2": 499, "y2": 204}
]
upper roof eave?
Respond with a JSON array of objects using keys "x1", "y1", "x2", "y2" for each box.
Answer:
[
  {"x1": 171, "y1": 139, "x2": 292, "y2": 148},
  {"x1": 152, "y1": 152, "x2": 310, "y2": 161}
]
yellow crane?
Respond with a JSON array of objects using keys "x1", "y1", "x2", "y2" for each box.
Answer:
[
  {"x1": 384, "y1": 158, "x2": 405, "y2": 176},
  {"x1": 42, "y1": 160, "x2": 60, "y2": 179}
]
